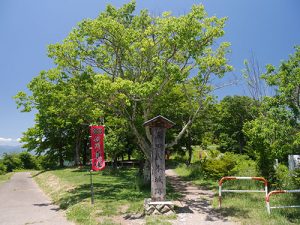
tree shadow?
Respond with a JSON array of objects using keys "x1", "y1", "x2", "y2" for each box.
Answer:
[
  {"x1": 33, "y1": 203, "x2": 61, "y2": 211},
  {"x1": 215, "y1": 206, "x2": 251, "y2": 219},
  {"x1": 31, "y1": 170, "x2": 47, "y2": 177},
  {"x1": 57, "y1": 168, "x2": 151, "y2": 210}
]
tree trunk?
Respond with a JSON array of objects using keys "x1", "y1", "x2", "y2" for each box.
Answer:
[
  {"x1": 83, "y1": 138, "x2": 88, "y2": 166},
  {"x1": 74, "y1": 130, "x2": 82, "y2": 166},
  {"x1": 59, "y1": 149, "x2": 64, "y2": 167},
  {"x1": 113, "y1": 156, "x2": 118, "y2": 169},
  {"x1": 187, "y1": 145, "x2": 193, "y2": 166},
  {"x1": 186, "y1": 132, "x2": 193, "y2": 166},
  {"x1": 128, "y1": 149, "x2": 131, "y2": 161},
  {"x1": 143, "y1": 159, "x2": 151, "y2": 184}
]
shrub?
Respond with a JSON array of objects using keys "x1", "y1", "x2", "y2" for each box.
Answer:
[
  {"x1": 19, "y1": 151, "x2": 38, "y2": 169},
  {"x1": 230, "y1": 155, "x2": 257, "y2": 177},
  {"x1": 202, "y1": 152, "x2": 238, "y2": 178},
  {"x1": 274, "y1": 164, "x2": 292, "y2": 189},
  {"x1": 36, "y1": 155, "x2": 58, "y2": 170},
  {"x1": 201, "y1": 151, "x2": 257, "y2": 179},
  {"x1": 2, "y1": 153, "x2": 23, "y2": 172},
  {"x1": 0, "y1": 161, "x2": 7, "y2": 175},
  {"x1": 291, "y1": 168, "x2": 300, "y2": 189}
]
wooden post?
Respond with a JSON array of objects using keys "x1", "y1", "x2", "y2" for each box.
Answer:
[
  {"x1": 90, "y1": 169, "x2": 94, "y2": 204},
  {"x1": 144, "y1": 115, "x2": 175, "y2": 201}
]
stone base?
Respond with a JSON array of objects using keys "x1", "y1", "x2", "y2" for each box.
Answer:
[{"x1": 144, "y1": 198, "x2": 175, "y2": 215}]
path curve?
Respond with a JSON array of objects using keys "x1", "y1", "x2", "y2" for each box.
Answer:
[
  {"x1": 166, "y1": 169, "x2": 238, "y2": 225},
  {"x1": 0, "y1": 172, "x2": 74, "y2": 225}
]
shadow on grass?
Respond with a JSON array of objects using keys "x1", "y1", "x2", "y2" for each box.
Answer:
[
  {"x1": 57, "y1": 168, "x2": 151, "y2": 210},
  {"x1": 269, "y1": 195, "x2": 300, "y2": 224},
  {"x1": 215, "y1": 206, "x2": 251, "y2": 219},
  {"x1": 281, "y1": 210, "x2": 300, "y2": 224}
]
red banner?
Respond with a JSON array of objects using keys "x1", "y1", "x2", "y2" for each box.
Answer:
[{"x1": 90, "y1": 125, "x2": 105, "y2": 171}]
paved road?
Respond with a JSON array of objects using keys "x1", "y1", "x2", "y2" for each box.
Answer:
[{"x1": 0, "y1": 172, "x2": 74, "y2": 225}]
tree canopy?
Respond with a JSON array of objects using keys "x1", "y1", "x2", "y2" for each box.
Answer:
[{"x1": 15, "y1": 1, "x2": 232, "y2": 165}]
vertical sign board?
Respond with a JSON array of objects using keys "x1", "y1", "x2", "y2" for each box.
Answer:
[
  {"x1": 288, "y1": 155, "x2": 300, "y2": 171},
  {"x1": 90, "y1": 125, "x2": 105, "y2": 171},
  {"x1": 144, "y1": 115, "x2": 175, "y2": 202},
  {"x1": 151, "y1": 127, "x2": 166, "y2": 201}
]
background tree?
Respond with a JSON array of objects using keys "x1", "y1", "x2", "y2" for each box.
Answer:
[
  {"x1": 263, "y1": 46, "x2": 300, "y2": 120},
  {"x1": 243, "y1": 46, "x2": 300, "y2": 180},
  {"x1": 242, "y1": 54, "x2": 269, "y2": 102},
  {"x1": 215, "y1": 95, "x2": 258, "y2": 153},
  {"x1": 243, "y1": 103, "x2": 296, "y2": 180}
]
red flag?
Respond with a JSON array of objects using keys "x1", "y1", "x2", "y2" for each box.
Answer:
[{"x1": 90, "y1": 125, "x2": 105, "y2": 171}]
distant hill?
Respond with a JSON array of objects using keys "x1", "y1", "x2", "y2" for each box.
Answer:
[{"x1": 0, "y1": 145, "x2": 24, "y2": 157}]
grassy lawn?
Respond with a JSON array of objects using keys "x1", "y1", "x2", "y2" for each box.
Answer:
[
  {"x1": 174, "y1": 163, "x2": 300, "y2": 225},
  {"x1": 216, "y1": 192, "x2": 300, "y2": 225},
  {"x1": 32, "y1": 167, "x2": 178, "y2": 225},
  {"x1": 0, "y1": 172, "x2": 13, "y2": 185}
]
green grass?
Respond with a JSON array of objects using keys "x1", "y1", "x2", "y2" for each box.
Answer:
[
  {"x1": 216, "y1": 192, "x2": 300, "y2": 225},
  {"x1": 32, "y1": 167, "x2": 179, "y2": 225},
  {"x1": 145, "y1": 215, "x2": 176, "y2": 225},
  {"x1": 174, "y1": 163, "x2": 216, "y2": 189},
  {"x1": 0, "y1": 172, "x2": 13, "y2": 185}
]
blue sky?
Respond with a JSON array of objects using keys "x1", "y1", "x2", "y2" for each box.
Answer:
[{"x1": 0, "y1": 0, "x2": 299, "y2": 145}]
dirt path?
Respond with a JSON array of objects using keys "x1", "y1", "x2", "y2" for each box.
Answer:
[
  {"x1": 166, "y1": 169, "x2": 238, "y2": 225},
  {"x1": 0, "y1": 172, "x2": 74, "y2": 225}
]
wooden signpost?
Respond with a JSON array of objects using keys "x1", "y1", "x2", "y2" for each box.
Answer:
[{"x1": 144, "y1": 115, "x2": 175, "y2": 215}]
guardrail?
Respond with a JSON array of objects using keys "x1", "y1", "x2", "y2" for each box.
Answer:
[
  {"x1": 218, "y1": 176, "x2": 268, "y2": 208},
  {"x1": 266, "y1": 189, "x2": 300, "y2": 214}
]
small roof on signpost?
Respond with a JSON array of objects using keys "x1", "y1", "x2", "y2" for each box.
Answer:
[{"x1": 143, "y1": 115, "x2": 175, "y2": 129}]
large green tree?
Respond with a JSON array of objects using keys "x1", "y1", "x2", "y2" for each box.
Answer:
[
  {"x1": 215, "y1": 95, "x2": 259, "y2": 154},
  {"x1": 16, "y1": 1, "x2": 232, "y2": 170}
]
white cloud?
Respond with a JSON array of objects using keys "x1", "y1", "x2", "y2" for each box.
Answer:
[
  {"x1": 0, "y1": 137, "x2": 21, "y2": 146},
  {"x1": 0, "y1": 137, "x2": 12, "y2": 142}
]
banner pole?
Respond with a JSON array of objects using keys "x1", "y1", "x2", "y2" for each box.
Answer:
[{"x1": 90, "y1": 168, "x2": 94, "y2": 205}]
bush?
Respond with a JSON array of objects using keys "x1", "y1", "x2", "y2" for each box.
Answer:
[
  {"x1": 2, "y1": 153, "x2": 23, "y2": 172},
  {"x1": 230, "y1": 155, "x2": 257, "y2": 177},
  {"x1": 36, "y1": 155, "x2": 58, "y2": 170},
  {"x1": 201, "y1": 151, "x2": 257, "y2": 179},
  {"x1": 0, "y1": 161, "x2": 7, "y2": 175},
  {"x1": 273, "y1": 165, "x2": 300, "y2": 190},
  {"x1": 202, "y1": 152, "x2": 238, "y2": 178},
  {"x1": 274, "y1": 164, "x2": 292, "y2": 189},
  {"x1": 292, "y1": 169, "x2": 300, "y2": 188},
  {"x1": 19, "y1": 151, "x2": 38, "y2": 169}
]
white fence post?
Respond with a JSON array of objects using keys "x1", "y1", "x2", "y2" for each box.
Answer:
[
  {"x1": 218, "y1": 176, "x2": 268, "y2": 208},
  {"x1": 266, "y1": 189, "x2": 300, "y2": 214}
]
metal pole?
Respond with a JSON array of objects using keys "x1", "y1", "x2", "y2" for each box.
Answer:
[{"x1": 90, "y1": 169, "x2": 94, "y2": 204}]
